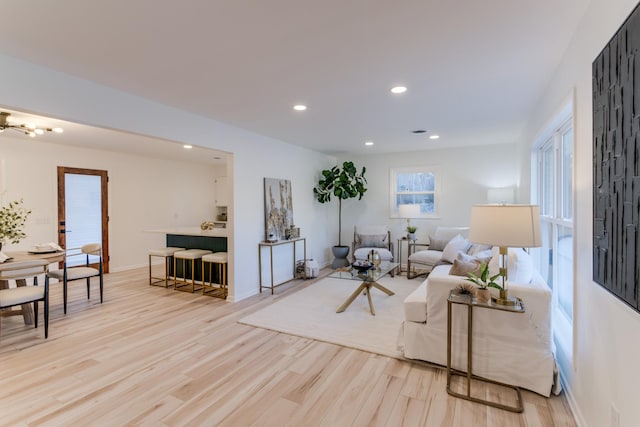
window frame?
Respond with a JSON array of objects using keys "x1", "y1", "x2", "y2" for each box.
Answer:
[
  {"x1": 389, "y1": 166, "x2": 441, "y2": 219},
  {"x1": 532, "y1": 110, "x2": 574, "y2": 365}
]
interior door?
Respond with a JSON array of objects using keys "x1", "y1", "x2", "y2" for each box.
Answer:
[{"x1": 57, "y1": 167, "x2": 109, "y2": 273}]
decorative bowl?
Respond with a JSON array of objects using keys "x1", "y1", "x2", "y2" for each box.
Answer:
[{"x1": 351, "y1": 261, "x2": 373, "y2": 272}]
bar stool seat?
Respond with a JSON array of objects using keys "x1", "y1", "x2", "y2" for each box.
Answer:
[
  {"x1": 149, "y1": 247, "x2": 185, "y2": 288},
  {"x1": 174, "y1": 249, "x2": 212, "y2": 293},
  {"x1": 201, "y1": 252, "x2": 228, "y2": 299}
]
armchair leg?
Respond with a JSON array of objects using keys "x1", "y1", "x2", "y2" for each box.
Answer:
[{"x1": 86, "y1": 278, "x2": 90, "y2": 299}]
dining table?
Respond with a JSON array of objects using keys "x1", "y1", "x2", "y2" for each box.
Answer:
[{"x1": 0, "y1": 250, "x2": 65, "y2": 325}]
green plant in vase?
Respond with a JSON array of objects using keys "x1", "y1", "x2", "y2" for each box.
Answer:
[
  {"x1": 0, "y1": 198, "x2": 31, "y2": 250},
  {"x1": 406, "y1": 225, "x2": 417, "y2": 240},
  {"x1": 464, "y1": 262, "x2": 502, "y2": 303}
]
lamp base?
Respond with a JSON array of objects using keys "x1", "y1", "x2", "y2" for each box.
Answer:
[
  {"x1": 493, "y1": 289, "x2": 518, "y2": 306},
  {"x1": 492, "y1": 296, "x2": 518, "y2": 306}
]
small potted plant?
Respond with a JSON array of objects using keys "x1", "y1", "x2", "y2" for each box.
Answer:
[
  {"x1": 0, "y1": 198, "x2": 31, "y2": 251},
  {"x1": 406, "y1": 225, "x2": 417, "y2": 240},
  {"x1": 464, "y1": 263, "x2": 502, "y2": 303}
]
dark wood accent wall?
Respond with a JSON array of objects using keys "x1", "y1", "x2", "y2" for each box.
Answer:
[{"x1": 593, "y1": 2, "x2": 640, "y2": 312}]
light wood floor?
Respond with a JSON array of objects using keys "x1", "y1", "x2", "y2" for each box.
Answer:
[{"x1": 0, "y1": 267, "x2": 577, "y2": 426}]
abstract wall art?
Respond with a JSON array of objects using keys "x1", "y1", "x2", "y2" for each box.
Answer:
[
  {"x1": 264, "y1": 178, "x2": 293, "y2": 242},
  {"x1": 593, "y1": 1, "x2": 640, "y2": 313}
]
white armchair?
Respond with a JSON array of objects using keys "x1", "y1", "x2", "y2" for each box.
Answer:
[{"x1": 352, "y1": 225, "x2": 394, "y2": 263}]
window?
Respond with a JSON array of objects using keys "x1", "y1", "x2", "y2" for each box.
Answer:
[
  {"x1": 390, "y1": 166, "x2": 439, "y2": 218},
  {"x1": 533, "y1": 114, "x2": 573, "y2": 358}
]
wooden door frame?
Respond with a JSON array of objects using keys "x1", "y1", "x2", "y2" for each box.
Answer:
[{"x1": 57, "y1": 166, "x2": 110, "y2": 273}]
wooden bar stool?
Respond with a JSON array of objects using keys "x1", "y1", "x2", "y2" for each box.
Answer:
[
  {"x1": 173, "y1": 249, "x2": 212, "y2": 293},
  {"x1": 201, "y1": 252, "x2": 228, "y2": 299},
  {"x1": 148, "y1": 247, "x2": 185, "y2": 288}
]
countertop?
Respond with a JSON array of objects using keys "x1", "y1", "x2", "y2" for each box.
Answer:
[{"x1": 146, "y1": 227, "x2": 228, "y2": 238}]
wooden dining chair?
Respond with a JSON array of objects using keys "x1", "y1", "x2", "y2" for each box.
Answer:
[
  {"x1": 0, "y1": 259, "x2": 50, "y2": 338},
  {"x1": 47, "y1": 243, "x2": 103, "y2": 314}
]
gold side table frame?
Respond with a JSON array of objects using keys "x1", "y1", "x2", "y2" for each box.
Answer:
[{"x1": 446, "y1": 290, "x2": 525, "y2": 413}]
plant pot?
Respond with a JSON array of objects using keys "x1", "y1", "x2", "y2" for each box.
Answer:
[
  {"x1": 476, "y1": 288, "x2": 491, "y2": 304},
  {"x1": 331, "y1": 245, "x2": 350, "y2": 268},
  {"x1": 407, "y1": 233, "x2": 416, "y2": 241}
]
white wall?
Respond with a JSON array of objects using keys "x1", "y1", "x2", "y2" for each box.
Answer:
[
  {"x1": 0, "y1": 53, "x2": 334, "y2": 301},
  {"x1": 0, "y1": 135, "x2": 218, "y2": 271},
  {"x1": 521, "y1": 0, "x2": 640, "y2": 425},
  {"x1": 337, "y1": 143, "x2": 521, "y2": 245}
]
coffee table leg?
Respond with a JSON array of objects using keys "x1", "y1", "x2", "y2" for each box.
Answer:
[
  {"x1": 336, "y1": 283, "x2": 368, "y2": 313},
  {"x1": 365, "y1": 284, "x2": 375, "y2": 315},
  {"x1": 370, "y1": 281, "x2": 395, "y2": 296}
]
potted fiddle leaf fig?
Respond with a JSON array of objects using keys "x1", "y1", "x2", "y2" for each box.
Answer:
[
  {"x1": 313, "y1": 161, "x2": 367, "y2": 268},
  {"x1": 464, "y1": 263, "x2": 502, "y2": 303},
  {"x1": 0, "y1": 198, "x2": 31, "y2": 251}
]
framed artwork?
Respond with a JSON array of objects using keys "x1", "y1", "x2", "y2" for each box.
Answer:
[
  {"x1": 593, "y1": 1, "x2": 640, "y2": 313},
  {"x1": 264, "y1": 178, "x2": 293, "y2": 241}
]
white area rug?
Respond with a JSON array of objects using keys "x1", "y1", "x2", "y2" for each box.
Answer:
[{"x1": 239, "y1": 275, "x2": 421, "y2": 359}]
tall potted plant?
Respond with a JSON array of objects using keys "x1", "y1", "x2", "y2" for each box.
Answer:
[{"x1": 313, "y1": 161, "x2": 367, "y2": 267}]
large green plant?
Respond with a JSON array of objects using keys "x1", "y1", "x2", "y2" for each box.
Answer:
[
  {"x1": 0, "y1": 198, "x2": 31, "y2": 245},
  {"x1": 313, "y1": 161, "x2": 367, "y2": 246}
]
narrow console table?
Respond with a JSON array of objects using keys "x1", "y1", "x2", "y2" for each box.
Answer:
[
  {"x1": 259, "y1": 237, "x2": 306, "y2": 294},
  {"x1": 446, "y1": 290, "x2": 525, "y2": 413}
]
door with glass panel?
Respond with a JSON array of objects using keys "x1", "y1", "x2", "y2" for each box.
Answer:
[{"x1": 57, "y1": 167, "x2": 109, "y2": 273}]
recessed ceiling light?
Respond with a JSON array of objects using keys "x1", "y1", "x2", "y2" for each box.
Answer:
[
  {"x1": 390, "y1": 86, "x2": 407, "y2": 94},
  {"x1": 293, "y1": 104, "x2": 307, "y2": 111},
  {"x1": 429, "y1": 135, "x2": 440, "y2": 140},
  {"x1": 183, "y1": 144, "x2": 193, "y2": 149},
  {"x1": 365, "y1": 141, "x2": 374, "y2": 146}
]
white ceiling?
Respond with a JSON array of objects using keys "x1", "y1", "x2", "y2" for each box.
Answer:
[{"x1": 0, "y1": 0, "x2": 590, "y2": 156}]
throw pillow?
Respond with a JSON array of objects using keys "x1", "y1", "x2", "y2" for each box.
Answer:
[
  {"x1": 428, "y1": 235, "x2": 450, "y2": 251},
  {"x1": 467, "y1": 243, "x2": 492, "y2": 256},
  {"x1": 488, "y1": 247, "x2": 534, "y2": 284},
  {"x1": 449, "y1": 258, "x2": 482, "y2": 277},
  {"x1": 441, "y1": 234, "x2": 472, "y2": 263},
  {"x1": 357, "y1": 233, "x2": 387, "y2": 248},
  {"x1": 458, "y1": 250, "x2": 493, "y2": 265}
]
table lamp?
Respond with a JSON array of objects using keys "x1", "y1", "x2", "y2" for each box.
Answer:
[
  {"x1": 398, "y1": 204, "x2": 420, "y2": 238},
  {"x1": 468, "y1": 204, "x2": 541, "y2": 305}
]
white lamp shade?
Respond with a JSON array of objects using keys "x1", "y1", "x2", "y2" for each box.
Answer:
[
  {"x1": 468, "y1": 204, "x2": 541, "y2": 248},
  {"x1": 398, "y1": 204, "x2": 421, "y2": 218}
]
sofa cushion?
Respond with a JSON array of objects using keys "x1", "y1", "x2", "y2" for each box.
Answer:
[
  {"x1": 441, "y1": 234, "x2": 471, "y2": 263},
  {"x1": 408, "y1": 249, "x2": 442, "y2": 266},
  {"x1": 488, "y1": 247, "x2": 534, "y2": 284}
]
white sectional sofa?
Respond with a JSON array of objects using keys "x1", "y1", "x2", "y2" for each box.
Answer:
[{"x1": 398, "y1": 262, "x2": 558, "y2": 397}]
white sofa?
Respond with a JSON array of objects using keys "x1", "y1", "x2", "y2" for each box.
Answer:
[{"x1": 398, "y1": 263, "x2": 558, "y2": 396}]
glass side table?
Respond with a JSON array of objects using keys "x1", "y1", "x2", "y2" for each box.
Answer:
[{"x1": 446, "y1": 290, "x2": 525, "y2": 413}]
